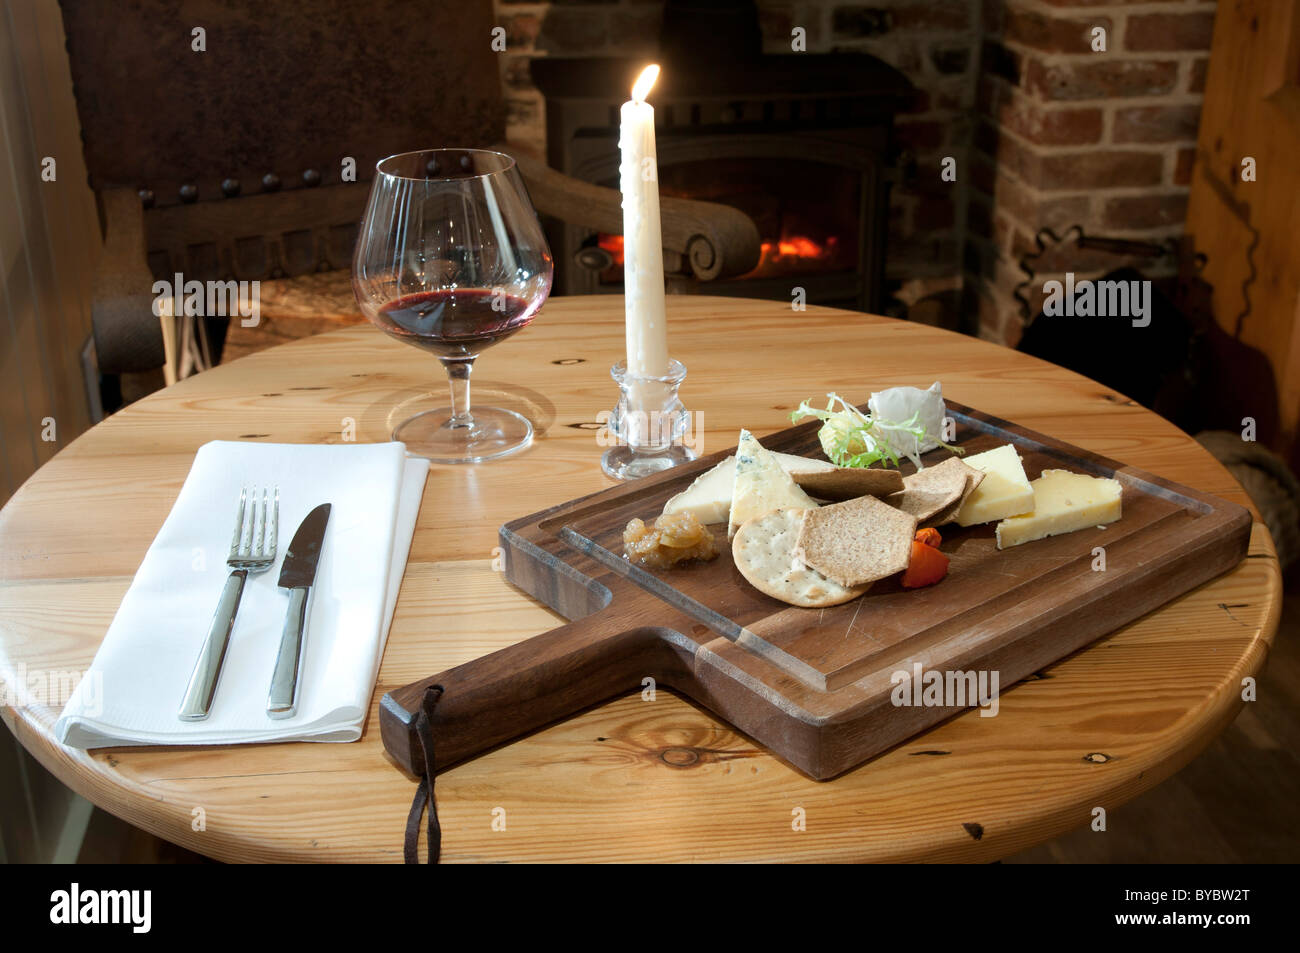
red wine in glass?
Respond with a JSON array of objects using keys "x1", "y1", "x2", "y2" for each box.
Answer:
[
  {"x1": 352, "y1": 148, "x2": 553, "y2": 463},
  {"x1": 374, "y1": 289, "x2": 540, "y2": 359}
]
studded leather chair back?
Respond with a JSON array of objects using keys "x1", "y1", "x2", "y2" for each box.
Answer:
[{"x1": 60, "y1": 0, "x2": 505, "y2": 282}]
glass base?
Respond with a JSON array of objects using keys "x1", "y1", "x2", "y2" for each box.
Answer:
[
  {"x1": 601, "y1": 443, "x2": 697, "y2": 481},
  {"x1": 393, "y1": 406, "x2": 533, "y2": 463}
]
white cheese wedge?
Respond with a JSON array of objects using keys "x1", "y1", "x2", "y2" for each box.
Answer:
[
  {"x1": 954, "y1": 443, "x2": 1035, "y2": 526},
  {"x1": 995, "y1": 469, "x2": 1123, "y2": 549},
  {"x1": 663, "y1": 451, "x2": 832, "y2": 525},
  {"x1": 727, "y1": 430, "x2": 818, "y2": 538}
]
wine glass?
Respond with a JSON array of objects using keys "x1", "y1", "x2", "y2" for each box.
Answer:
[{"x1": 352, "y1": 148, "x2": 553, "y2": 462}]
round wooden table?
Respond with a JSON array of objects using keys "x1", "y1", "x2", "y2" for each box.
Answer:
[{"x1": 0, "y1": 296, "x2": 1281, "y2": 862}]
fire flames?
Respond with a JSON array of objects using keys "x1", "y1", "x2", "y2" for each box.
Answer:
[
  {"x1": 598, "y1": 230, "x2": 838, "y2": 276},
  {"x1": 598, "y1": 233, "x2": 625, "y2": 266},
  {"x1": 756, "y1": 234, "x2": 838, "y2": 271}
]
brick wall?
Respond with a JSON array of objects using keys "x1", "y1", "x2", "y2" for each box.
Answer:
[
  {"x1": 496, "y1": 0, "x2": 1213, "y2": 331},
  {"x1": 969, "y1": 0, "x2": 1216, "y2": 345}
]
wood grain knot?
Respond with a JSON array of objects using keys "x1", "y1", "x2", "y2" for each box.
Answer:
[
  {"x1": 1100, "y1": 393, "x2": 1136, "y2": 406},
  {"x1": 567, "y1": 421, "x2": 604, "y2": 431},
  {"x1": 552, "y1": 358, "x2": 586, "y2": 365},
  {"x1": 1083, "y1": 752, "x2": 1113, "y2": 763},
  {"x1": 661, "y1": 747, "x2": 701, "y2": 767},
  {"x1": 962, "y1": 822, "x2": 984, "y2": 840}
]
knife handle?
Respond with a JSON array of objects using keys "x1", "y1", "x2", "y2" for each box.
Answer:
[
  {"x1": 267, "y1": 586, "x2": 310, "y2": 718},
  {"x1": 178, "y1": 570, "x2": 248, "y2": 721}
]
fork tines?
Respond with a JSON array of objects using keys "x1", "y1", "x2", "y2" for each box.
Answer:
[{"x1": 231, "y1": 485, "x2": 279, "y2": 563}]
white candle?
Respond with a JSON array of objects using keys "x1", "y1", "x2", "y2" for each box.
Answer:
[{"x1": 620, "y1": 65, "x2": 670, "y2": 379}]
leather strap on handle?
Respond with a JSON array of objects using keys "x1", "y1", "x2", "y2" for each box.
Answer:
[{"x1": 403, "y1": 685, "x2": 445, "y2": 864}]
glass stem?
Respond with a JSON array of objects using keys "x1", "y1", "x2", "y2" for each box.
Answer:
[{"x1": 443, "y1": 357, "x2": 475, "y2": 429}]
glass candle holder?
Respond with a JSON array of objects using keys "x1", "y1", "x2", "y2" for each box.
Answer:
[{"x1": 601, "y1": 359, "x2": 697, "y2": 480}]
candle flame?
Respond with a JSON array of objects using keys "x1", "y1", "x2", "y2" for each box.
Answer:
[{"x1": 631, "y1": 64, "x2": 660, "y2": 103}]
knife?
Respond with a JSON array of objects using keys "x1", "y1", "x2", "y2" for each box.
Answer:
[{"x1": 266, "y1": 503, "x2": 331, "y2": 719}]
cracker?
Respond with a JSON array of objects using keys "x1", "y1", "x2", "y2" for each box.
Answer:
[
  {"x1": 795, "y1": 494, "x2": 917, "y2": 588},
  {"x1": 887, "y1": 456, "x2": 974, "y2": 523},
  {"x1": 732, "y1": 509, "x2": 868, "y2": 608},
  {"x1": 928, "y1": 466, "x2": 986, "y2": 526},
  {"x1": 790, "y1": 466, "x2": 904, "y2": 501}
]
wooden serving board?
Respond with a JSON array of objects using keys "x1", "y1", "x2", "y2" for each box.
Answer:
[{"x1": 380, "y1": 402, "x2": 1252, "y2": 781}]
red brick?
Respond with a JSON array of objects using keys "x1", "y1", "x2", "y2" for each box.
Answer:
[
  {"x1": 1101, "y1": 193, "x2": 1189, "y2": 229},
  {"x1": 1012, "y1": 235, "x2": 1122, "y2": 275},
  {"x1": 990, "y1": 170, "x2": 1091, "y2": 235},
  {"x1": 1004, "y1": 8, "x2": 1112, "y2": 54},
  {"x1": 1024, "y1": 58, "x2": 1180, "y2": 100},
  {"x1": 1033, "y1": 194, "x2": 1091, "y2": 234},
  {"x1": 998, "y1": 97, "x2": 1103, "y2": 146},
  {"x1": 886, "y1": 235, "x2": 961, "y2": 278},
  {"x1": 538, "y1": 10, "x2": 608, "y2": 53},
  {"x1": 830, "y1": 6, "x2": 892, "y2": 38},
  {"x1": 1037, "y1": 150, "x2": 1165, "y2": 190},
  {"x1": 993, "y1": 130, "x2": 1044, "y2": 184},
  {"x1": 1113, "y1": 104, "x2": 1203, "y2": 143},
  {"x1": 1126, "y1": 12, "x2": 1216, "y2": 52},
  {"x1": 993, "y1": 211, "x2": 1016, "y2": 254},
  {"x1": 1173, "y1": 147, "x2": 1197, "y2": 185},
  {"x1": 893, "y1": 0, "x2": 969, "y2": 31},
  {"x1": 990, "y1": 171, "x2": 1037, "y2": 223},
  {"x1": 1189, "y1": 58, "x2": 1209, "y2": 94}
]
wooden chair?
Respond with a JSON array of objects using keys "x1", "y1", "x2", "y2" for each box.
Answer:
[{"x1": 59, "y1": 0, "x2": 759, "y2": 404}]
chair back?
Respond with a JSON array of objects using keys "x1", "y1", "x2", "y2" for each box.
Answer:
[{"x1": 60, "y1": 0, "x2": 506, "y2": 279}]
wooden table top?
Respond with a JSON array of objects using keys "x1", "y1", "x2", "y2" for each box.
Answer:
[{"x1": 0, "y1": 295, "x2": 1281, "y2": 862}]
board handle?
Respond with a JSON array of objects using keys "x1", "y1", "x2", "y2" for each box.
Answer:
[{"x1": 379, "y1": 611, "x2": 687, "y2": 776}]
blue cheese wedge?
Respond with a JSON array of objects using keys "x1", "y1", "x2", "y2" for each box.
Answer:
[
  {"x1": 727, "y1": 430, "x2": 818, "y2": 538},
  {"x1": 954, "y1": 443, "x2": 1035, "y2": 526},
  {"x1": 664, "y1": 451, "x2": 833, "y2": 525},
  {"x1": 995, "y1": 469, "x2": 1123, "y2": 549}
]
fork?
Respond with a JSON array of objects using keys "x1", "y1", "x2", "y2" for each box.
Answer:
[{"x1": 178, "y1": 485, "x2": 279, "y2": 721}]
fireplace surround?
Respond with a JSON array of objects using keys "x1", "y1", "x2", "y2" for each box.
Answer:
[{"x1": 531, "y1": 1, "x2": 912, "y2": 311}]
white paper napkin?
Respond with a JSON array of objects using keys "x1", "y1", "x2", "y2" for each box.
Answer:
[{"x1": 54, "y1": 440, "x2": 430, "y2": 747}]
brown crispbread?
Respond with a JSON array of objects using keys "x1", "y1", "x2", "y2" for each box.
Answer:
[
  {"x1": 795, "y1": 494, "x2": 917, "y2": 588},
  {"x1": 732, "y1": 509, "x2": 868, "y2": 607},
  {"x1": 928, "y1": 467, "x2": 986, "y2": 526},
  {"x1": 790, "y1": 466, "x2": 905, "y2": 501},
  {"x1": 887, "y1": 456, "x2": 978, "y2": 523}
]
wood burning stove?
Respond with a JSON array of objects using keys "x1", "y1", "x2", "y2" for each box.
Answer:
[{"x1": 532, "y1": 0, "x2": 911, "y2": 312}]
